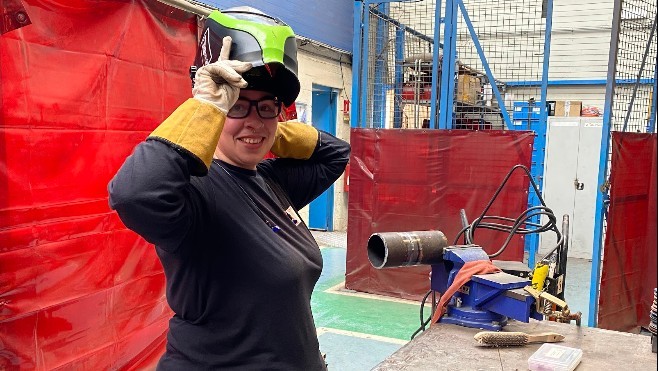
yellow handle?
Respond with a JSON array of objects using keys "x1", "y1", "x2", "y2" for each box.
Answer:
[{"x1": 531, "y1": 263, "x2": 549, "y2": 291}]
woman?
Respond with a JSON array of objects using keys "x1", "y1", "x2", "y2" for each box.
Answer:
[{"x1": 108, "y1": 7, "x2": 349, "y2": 370}]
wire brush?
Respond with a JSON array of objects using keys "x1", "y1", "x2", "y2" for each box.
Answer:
[{"x1": 474, "y1": 331, "x2": 564, "y2": 347}]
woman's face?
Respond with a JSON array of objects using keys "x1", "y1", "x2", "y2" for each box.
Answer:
[{"x1": 214, "y1": 90, "x2": 279, "y2": 170}]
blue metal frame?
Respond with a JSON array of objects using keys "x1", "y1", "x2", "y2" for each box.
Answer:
[
  {"x1": 510, "y1": 101, "x2": 546, "y2": 265},
  {"x1": 590, "y1": 0, "x2": 624, "y2": 328},
  {"x1": 429, "y1": 0, "x2": 443, "y2": 129},
  {"x1": 528, "y1": 0, "x2": 554, "y2": 268},
  {"x1": 450, "y1": 0, "x2": 554, "y2": 266},
  {"x1": 394, "y1": 28, "x2": 405, "y2": 128},
  {"x1": 507, "y1": 78, "x2": 655, "y2": 86},
  {"x1": 455, "y1": 0, "x2": 513, "y2": 129},
  {"x1": 649, "y1": 56, "x2": 658, "y2": 133},
  {"x1": 353, "y1": 0, "x2": 446, "y2": 129},
  {"x1": 438, "y1": 0, "x2": 457, "y2": 129},
  {"x1": 476, "y1": 0, "x2": 553, "y2": 266},
  {"x1": 351, "y1": 0, "x2": 364, "y2": 128},
  {"x1": 360, "y1": 1, "x2": 372, "y2": 128},
  {"x1": 373, "y1": 3, "x2": 390, "y2": 128}
]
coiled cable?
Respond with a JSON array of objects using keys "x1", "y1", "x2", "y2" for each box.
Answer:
[{"x1": 452, "y1": 165, "x2": 563, "y2": 262}]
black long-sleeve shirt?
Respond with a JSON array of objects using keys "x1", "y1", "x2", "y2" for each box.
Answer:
[{"x1": 108, "y1": 131, "x2": 350, "y2": 370}]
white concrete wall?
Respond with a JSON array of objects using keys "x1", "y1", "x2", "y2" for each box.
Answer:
[
  {"x1": 295, "y1": 50, "x2": 353, "y2": 231},
  {"x1": 549, "y1": 1, "x2": 613, "y2": 80}
]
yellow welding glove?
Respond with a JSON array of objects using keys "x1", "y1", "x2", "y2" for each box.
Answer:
[
  {"x1": 270, "y1": 122, "x2": 319, "y2": 159},
  {"x1": 148, "y1": 36, "x2": 251, "y2": 175}
]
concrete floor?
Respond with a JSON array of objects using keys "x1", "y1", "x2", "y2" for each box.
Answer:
[{"x1": 310, "y1": 231, "x2": 593, "y2": 370}]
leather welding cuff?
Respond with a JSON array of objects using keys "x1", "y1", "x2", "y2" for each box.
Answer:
[
  {"x1": 148, "y1": 98, "x2": 225, "y2": 176},
  {"x1": 270, "y1": 122, "x2": 319, "y2": 159}
]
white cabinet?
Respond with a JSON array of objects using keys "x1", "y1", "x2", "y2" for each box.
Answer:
[{"x1": 540, "y1": 117, "x2": 603, "y2": 259}]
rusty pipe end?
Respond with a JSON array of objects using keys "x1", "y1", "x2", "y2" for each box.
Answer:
[{"x1": 367, "y1": 233, "x2": 389, "y2": 269}]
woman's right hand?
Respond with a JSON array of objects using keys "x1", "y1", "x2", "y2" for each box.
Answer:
[{"x1": 192, "y1": 36, "x2": 252, "y2": 114}]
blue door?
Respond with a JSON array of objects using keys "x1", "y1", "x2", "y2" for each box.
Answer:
[{"x1": 309, "y1": 85, "x2": 337, "y2": 231}]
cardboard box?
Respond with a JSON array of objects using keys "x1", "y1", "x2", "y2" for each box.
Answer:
[
  {"x1": 402, "y1": 102, "x2": 430, "y2": 128},
  {"x1": 551, "y1": 100, "x2": 582, "y2": 117},
  {"x1": 456, "y1": 74, "x2": 481, "y2": 105}
]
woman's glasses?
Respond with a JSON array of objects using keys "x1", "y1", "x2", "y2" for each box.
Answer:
[{"x1": 227, "y1": 97, "x2": 281, "y2": 119}]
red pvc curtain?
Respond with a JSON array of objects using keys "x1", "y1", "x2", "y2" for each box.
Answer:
[
  {"x1": 598, "y1": 132, "x2": 657, "y2": 333},
  {"x1": 345, "y1": 129, "x2": 534, "y2": 300},
  {"x1": 0, "y1": 0, "x2": 197, "y2": 368}
]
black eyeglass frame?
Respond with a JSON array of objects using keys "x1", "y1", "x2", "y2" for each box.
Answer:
[{"x1": 227, "y1": 97, "x2": 282, "y2": 119}]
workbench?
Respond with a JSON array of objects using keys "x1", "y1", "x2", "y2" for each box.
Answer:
[{"x1": 372, "y1": 320, "x2": 656, "y2": 370}]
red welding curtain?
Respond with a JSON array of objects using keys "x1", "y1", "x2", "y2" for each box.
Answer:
[
  {"x1": 345, "y1": 129, "x2": 534, "y2": 300},
  {"x1": 598, "y1": 132, "x2": 657, "y2": 333},
  {"x1": 0, "y1": 0, "x2": 197, "y2": 369}
]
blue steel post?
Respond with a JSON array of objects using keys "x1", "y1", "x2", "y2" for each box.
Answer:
[
  {"x1": 448, "y1": 1, "x2": 458, "y2": 128},
  {"x1": 455, "y1": 0, "x2": 512, "y2": 128},
  {"x1": 351, "y1": 1, "x2": 364, "y2": 128},
  {"x1": 429, "y1": 0, "x2": 443, "y2": 129},
  {"x1": 373, "y1": 3, "x2": 389, "y2": 128},
  {"x1": 590, "y1": 0, "x2": 623, "y2": 328},
  {"x1": 394, "y1": 28, "x2": 405, "y2": 128},
  {"x1": 439, "y1": 0, "x2": 456, "y2": 129},
  {"x1": 506, "y1": 78, "x2": 655, "y2": 86},
  {"x1": 647, "y1": 10, "x2": 658, "y2": 133},
  {"x1": 650, "y1": 54, "x2": 658, "y2": 133},
  {"x1": 526, "y1": 0, "x2": 555, "y2": 268},
  {"x1": 361, "y1": 1, "x2": 372, "y2": 128}
]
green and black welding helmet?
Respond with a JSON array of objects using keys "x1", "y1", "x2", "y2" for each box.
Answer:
[{"x1": 193, "y1": 6, "x2": 300, "y2": 107}]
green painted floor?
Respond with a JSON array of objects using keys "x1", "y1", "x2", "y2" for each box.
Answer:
[
  {"x1": 313, "y1": 247, "x2": 420, "y2": 370},
  {"x1": 314, "y1": 247, "x2": 423, "y2": 340}
]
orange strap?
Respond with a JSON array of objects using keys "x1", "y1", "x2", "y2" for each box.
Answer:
[{"x1": 430, "y1": 260, "x2": 501, "y2": 326}]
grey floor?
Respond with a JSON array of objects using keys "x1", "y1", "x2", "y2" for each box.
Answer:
[{"x1": 311, "y1": 230, "x2": 594, "y2": 370}]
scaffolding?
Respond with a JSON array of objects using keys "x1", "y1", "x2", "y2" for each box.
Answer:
[
  {"x1": 351, "y1": 0, "x2": 554, "y2": 264},
  {"x1": 351, "y1": 0, "x2": 551, "y2": 130},
  {"x1": 590, "y1": 0, "x2": 657, "y2": 326}
]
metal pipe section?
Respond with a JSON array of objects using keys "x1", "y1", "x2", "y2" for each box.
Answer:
[{"x1": 367, "y1": 231, "x2": 448, "y2": 269}]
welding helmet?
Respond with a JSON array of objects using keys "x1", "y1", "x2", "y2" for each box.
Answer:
[{"x1": 193, "y1": 6, "x2": 300, "y2": 107}]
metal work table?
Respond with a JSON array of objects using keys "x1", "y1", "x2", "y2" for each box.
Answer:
[{"x1": 373, "y1": 320, "x2": 656, "y2": 370}]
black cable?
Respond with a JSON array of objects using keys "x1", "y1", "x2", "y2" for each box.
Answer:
[
  {"x1": 411, "y1": 289, "x2": 435, "y2": 340},
  {"x1": 419, "y1": 289, "x2": 430, "y2": 328},
  {"x1": 453, "y1": 225, "x2": 472, "y2": 245},
  {"x1": 475, "y1": 209, "x2": 560, "y2": 258},
  {"x1": 453, "y1": 165, "x2": 563, "y2": 260},
  {"x1": 411, "y1": 316, "x2": 432, "y2": 340}
]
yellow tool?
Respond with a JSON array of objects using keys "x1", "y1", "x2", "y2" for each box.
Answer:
[
  {"x1": 524, "y1": 286, "x2": 582, "y2": 326},
  {"x1": 531, "y1": 262, "x2": 549, "y2": 291}
]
